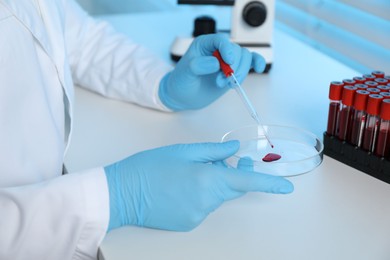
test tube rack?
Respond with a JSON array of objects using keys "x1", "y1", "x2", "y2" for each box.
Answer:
[
  {"x1": 323, "y1": 133, "x2": 390, "y2": 184},
  {"x1": 323, "y1": 71, "x2": 390, "y2": 184}
]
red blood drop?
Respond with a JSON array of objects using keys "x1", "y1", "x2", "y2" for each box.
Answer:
[{"x1": 262, "y1": 153, "x2": 281, "y2": 162}]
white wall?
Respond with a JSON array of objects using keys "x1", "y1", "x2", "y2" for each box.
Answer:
[{"x1": 275, "y1": 0, "x2": 390, "y2": 75}]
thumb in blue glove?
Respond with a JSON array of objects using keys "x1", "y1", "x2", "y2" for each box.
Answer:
[
  {"x1": 104, "y1": 141, "x2": 293, "y2": 232},
  {"x1": 159, "y1": 34, "x2": 266, "y2": 111}
]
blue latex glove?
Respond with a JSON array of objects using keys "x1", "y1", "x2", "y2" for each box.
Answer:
[
  {"x1": 104, "y1": 141, "x2": 293, "y2": 232},
  {"x1": 159, "y1": 34, "x2": 266, "y2": 111}
]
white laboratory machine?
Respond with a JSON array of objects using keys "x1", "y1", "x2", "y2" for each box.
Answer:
[{"x1": 170, "y1": 0, "x2": 274, "y2": 72}]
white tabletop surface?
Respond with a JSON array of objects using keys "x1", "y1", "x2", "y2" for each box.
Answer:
[{"x1": 64, "y1": 8, "x2": 390, "y2": 260}]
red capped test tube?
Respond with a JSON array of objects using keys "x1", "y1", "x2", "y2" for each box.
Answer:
[
  {"x1": 362, "y1": 94, "x2": 384, "y2": 152},
  {"x1": 377, "y1": 85, "x2": 390, "y2": 92},
  {"x1": 326, "y1": 81, "x2": 344, "y2": 136},
  {"x1": 354, "y1": 83, "x2": 368, "y2": 90},
  {"x1": 365, "y1": 81, "x2": 378, "y2": 88},
  {"x1": 380, "y1": 92, "x2": 390, "y2": 98},
  {"x1": 363, "y1": 74, "x2": 376, "y2": 81},
  {"x1": 353, "y1": 76, "x2": 366, "y2": 84},
  {"x1": 338, "y1": 85, "x2": 357, "y2": 141},
  {"x1": 349, "y1": 90, "x2": 370, "y2": 146},
  {"x1": 374, "y1": 78, "x2": 388, "y2": 86},
  {"x1": 372, "y1": 70, "x2": 385, "y2": 78},
  {"x1": 367, "y1": 88, "x2": 381, "y2": 94},
  {"x1": 375, "y1": 99, "x2": 390, "y2": 157},
  {"x1": 343, "y1": 79, "x2": 356, "y2": 86}
]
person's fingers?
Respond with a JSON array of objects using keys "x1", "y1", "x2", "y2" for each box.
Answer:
[
  {"x1": 216, "y1": 72, "x2": 229, "y2": 88},
  {"x1": 189, "y1": 35, "x2": 267, "y2": 91},
  {"x1": 218, "y1": 40, "x2": 235, "y2": 65},
  {"x1": 195, "y1": 34, "x2": 235, "y2": 64},
  {"x1": 223, "y1": 168, "x2": 294, "y2": 194},
  {"x1": 193, "y1": 35, "x2": 265, "y2": 75},
  {"x1": 216, "y1": 46, "x2": 253, "y2": 87},
  {"x1": 212, "y1": 160, "x2": 228, "y2": 168},
  {"x1": 237, "y1": 157, "x2": 254, "y2": 171},
  {"x1": 176, "y1": 141, "x2": 240, "y2": 162},
  {"x1": 213, "y1": 155, "x2": 253, "y2": 169},
  {"x1": 233, "y1": 48, "x2": 252, "y2": 84},
  {"x1": 251, "y1": 53, "x2": 266, "y2": 73},
  {"x1": 190, "y1": 56, "x2": 220, "y2": 75}
]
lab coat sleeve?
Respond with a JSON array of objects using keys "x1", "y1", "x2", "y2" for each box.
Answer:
[
  {"x1": 0, "y1": 168, "x2": 109, "y2": 260},
  {"x1": 64, "y1": 0, "x2": 173, "y2": 111}
]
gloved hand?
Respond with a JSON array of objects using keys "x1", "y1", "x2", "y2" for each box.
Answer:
[
  {"x1": 159, "y1": 34, "x2": 266, "y2": 111},
  {"x1": 104, "y1": 141, "x2": 293, "y2": 232}
]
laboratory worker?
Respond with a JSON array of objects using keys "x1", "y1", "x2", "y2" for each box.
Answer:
[{"x1": 0, "y1": 0, "x2": 294, "y2": 259}]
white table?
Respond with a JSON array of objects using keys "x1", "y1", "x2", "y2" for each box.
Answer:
[{"x1": 64, "y1": 8, "x2": 390, "y2": 260}]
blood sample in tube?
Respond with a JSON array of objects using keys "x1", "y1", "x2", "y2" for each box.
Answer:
[
  {"x1": 362, "y1": 94, "x2": 383, "y2": 152},
  {"x1": 338, "y1": 86, "x2": 357, "y2": 141},
  {"x1": 349, "y1": 90, "x2": 370, "y2": 146},
  {"x1": 375, "y1": 99, "x2": 390, "y2": 157},
  {"x1": 353, "y1": 76, "x2": 366, "y2": 84},
  {"x1": 363, "y1": 74, "x2": 376, "y2": 81},
  {"x1": 326, "y1": 81, "x2": 344, "y2": 136},
  {"x1": 372, "y1": 70, "x2": 385, "y2": 78},
  {"x1": 374, "y1": 78, "x2": 388, "y2": 86}
]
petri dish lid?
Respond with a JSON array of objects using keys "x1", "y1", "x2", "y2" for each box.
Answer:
[{"x1": 221, "y1": 125, "x2": 324, "y2": 177}]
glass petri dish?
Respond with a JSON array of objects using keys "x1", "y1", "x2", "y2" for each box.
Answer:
[{"x1": 221, "y1": 125, "x2": 324, "y2": 177}]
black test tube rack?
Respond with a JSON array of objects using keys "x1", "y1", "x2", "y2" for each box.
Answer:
[{"x1": 323, "y1": 133, "x2": 390, "y2": 184}]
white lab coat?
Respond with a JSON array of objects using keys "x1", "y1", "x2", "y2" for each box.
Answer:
[{"x1": 0, "y1": 0, "x2": 172, "y2": 259}]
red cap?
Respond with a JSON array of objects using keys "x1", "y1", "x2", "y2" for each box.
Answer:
[
  {"x1": 372, "y1": 70, "x2": 385, "y2": 78},
  {"x1": 353, "y1": 76, "x2": 366, "y2": 83},
  {"x1": 354, "y1": 83, "x2": 368, "y2": 90},
  {"x1": 363, "y1": 74, "x2": 376, "y2": 81},
  {"x1": 343, "y1": 79, "x2": 356, "y2": 85},
  {"x1": 366, "y1": 94, "x2": 383, "y2": 115},
  {"x1": 341, "y1": 86, "x2": 357, "y2": 106},
  {"x1": 367, "y1": 88, "x2": 381, "y2": 94},
  {"x1": 380, "y1": 99, "x2": 390, "y2": 120},
  {"x1": 365, "y1": 81, "x2": 378, "y2": 87},
  {"x1": 329, "y1": 81, "x2": 344, "y2": 100},
  {"x1": 353, "y1": 90, "x2": 370, "y2": 111},
  {"x1": 374, "y1": 78, "x2": 388, "y2": 85},
  {"x1": 380, "y1": 92, "x2": 390, "y2": 98},
  {"x1": 385, "y1": 75, "x2": 390, "y2": 81},
  {"x1": 377, "y1": 85, "x2": 390, "y2": 92}
]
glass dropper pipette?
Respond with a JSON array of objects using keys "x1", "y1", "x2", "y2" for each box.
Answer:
[{"x1": 213, "y1": 50, "x2": 274, "y2": 148}]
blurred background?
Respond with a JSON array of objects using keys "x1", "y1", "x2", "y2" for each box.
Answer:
[
  {"x1": 76, "y1": 0, "x2": 177, "y2": 14},
  {"x1": 76, "y1": 0, "x2": 390, "y2": 75}
]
